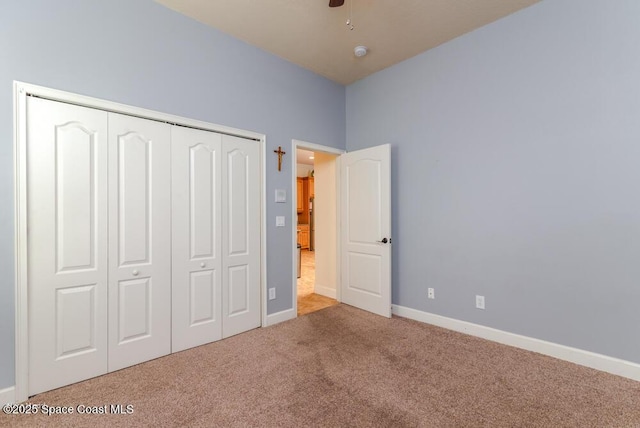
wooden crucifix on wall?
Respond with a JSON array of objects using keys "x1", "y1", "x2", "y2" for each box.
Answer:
[{"x1": 274, "y1": 146, "x2": 286, "y2": 171}]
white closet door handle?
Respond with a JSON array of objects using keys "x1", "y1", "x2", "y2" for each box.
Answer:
[
  {"x1": 200, "y1": 262, "x2": 206, "y2": 268},
  {"x1": 132, "y1": 270, "x2": 139, "y2": 276}
]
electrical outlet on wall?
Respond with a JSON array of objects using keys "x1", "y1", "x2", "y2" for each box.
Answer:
[
  {"x1": 268, "y1": 288, "x2": 276, "y2": 300},
  {"x1": 475, "y1": 295, "x2": 485, "y2": 310},
  {"x1": 427, "y1": 288, "x2": 435, "y2": 299}
]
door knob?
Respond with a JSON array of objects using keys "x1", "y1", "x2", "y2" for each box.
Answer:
[
  {"x1": 377, "y1": 238, "x2": 390, "y2": 244},
  {"x1": 132, "y1": 269, "x2": 139, "y2": 276},
  {"x1": 200, "y1": 262, "x2": 206, "y2": 268}
]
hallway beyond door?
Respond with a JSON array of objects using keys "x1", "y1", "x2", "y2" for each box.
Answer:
[{"x1": 297, "y1": 249, "x2": 337, "y2": 316}]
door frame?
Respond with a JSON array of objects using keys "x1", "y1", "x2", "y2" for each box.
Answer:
[
  {"x1": 291, "y1": 139, "x2": 344, "y2": 317},
  {"x1": 13, "y1": 81, "x2": 267, "y2": 403}
]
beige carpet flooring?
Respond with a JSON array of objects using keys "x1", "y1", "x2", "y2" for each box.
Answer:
[
  {"x1": 3, "y1": 304, "x2": 639, "y2": 427},
  {"x1": 297, "y1": 249, "x2": 338, "y2": 316}
]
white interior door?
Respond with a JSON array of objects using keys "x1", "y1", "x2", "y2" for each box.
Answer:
[
  {"x1": 171, "y1": 126, "x2": 223, "y2": 352},
  {"x1": 340, "y1": 144, "x2": 392, "y2": 317},
  {"x1": 27, "y1": 97, "x2": 109, "y2": 395},
  {"x1": 108, "y1": 113, "x2": 171, "y2": 371},
  {"x1": 222, "y1": 135, "x2": 261, "y2": 338}
]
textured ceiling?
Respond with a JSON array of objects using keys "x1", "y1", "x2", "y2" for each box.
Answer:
[{"x1": 154, "y1": 0, "x2": 540, "y2": 85}]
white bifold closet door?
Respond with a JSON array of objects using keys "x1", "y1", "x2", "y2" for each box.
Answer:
[
  {"x1": 171, "y1": 127, "x2": 223, "y2": 351},
  {"x1": 107, "y1": 113, "x2": 171, "y2": 371},
  {"x1": 221, "y1": 134, "x2": 261, "y2": 338},
  {"x1": 172, "y1": 128, "x2": 260, "y2": 352},
  {"x1": 27, "y1": 98, "x2": 172, "y2": 394},
  {"x1": 27, "y1": 97, "x2": 109, "y2": 395},
  {"x1": 27, "y1": 95, "x2": 260, "y2": 395}
]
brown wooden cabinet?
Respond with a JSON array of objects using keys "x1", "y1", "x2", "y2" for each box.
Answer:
[
  {"x1": 298, "y1": 177, "x2": 314, "y2": 224},
  {"x1": 296, "y1": 178, "x2": 304, "y2": 213},
  {"x1": 298, "y1": 224, "x2": 310, "y2": 249},
  {"x1": 308, "y1": 177, "x2": 314, "y2": 199}
]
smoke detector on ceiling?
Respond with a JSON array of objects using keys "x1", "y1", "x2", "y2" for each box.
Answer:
[{"x1": 354, "y1": 46, "x2": 368, "y2": 58}]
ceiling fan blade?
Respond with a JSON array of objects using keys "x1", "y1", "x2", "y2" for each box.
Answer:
[{"x1": 329, "y1": 0, "x2": 344, "y2": 7}]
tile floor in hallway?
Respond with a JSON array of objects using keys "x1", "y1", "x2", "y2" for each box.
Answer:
[{"x1": 297, "y1": 249, "x2": 338, "y2": 316}]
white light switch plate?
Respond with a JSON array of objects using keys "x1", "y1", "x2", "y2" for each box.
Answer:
[
  {"x1": 275, "y1": 189, "x2": 286, "y2": 203},
  {"x1": 276, "y1": 216, "x2": 285, "y2": 227}
]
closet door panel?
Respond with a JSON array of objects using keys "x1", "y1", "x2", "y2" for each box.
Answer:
[
  {"x1": 171, "y1": 127, "x2": 223, "y2": 352},
  {"x1": 108, "y1": 113, "x2": 171, "y2": 371},
  {"x1": 222, "y1": 135, "x2": 261, "y2": 338},
  {"x1": 27, "y1": 97, "x2": 108, "y2": 395},
  {"x1": 118, "y1": 133, "x2": 150, "y2": 265}
]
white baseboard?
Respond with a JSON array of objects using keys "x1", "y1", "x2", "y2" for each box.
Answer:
[
  {"x1": 0, "y1": 386, "x2": 16, "y2": 404},
  {"x1": 265, "y1": 308, "x2": 296, "y2": 326},
  {"x1": 314, "y1": 283, "x2": 336, "y2": 299},
  {"x1": 392, "y1": 304, "x2": 640, "y2": 382}
]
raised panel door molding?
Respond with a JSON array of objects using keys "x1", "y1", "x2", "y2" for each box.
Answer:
[
  {"x1": 227, "y1": 149, "x2": 250, "y2": 256},
  {"x1": 55, "y1": 284, "x2": 97, "y2": 359},
  {"x1": 190, "y1": 143, "x2": 217, "y2": 260},
  {"x1": 189, "y1": 270, "x2": 217, "y2": 325},
  {"x1": 116, "y1": 278, "x2": 151, "y2": 344},
  {"x1": 55, "y1": 122, "x2": 97, "y2": 273},
  {"x1": 117, "y1": 131, "x2": 151, "y2": 267},
  {"x1": 346, "y1": 159, "x2": 381, "y2": 244}
]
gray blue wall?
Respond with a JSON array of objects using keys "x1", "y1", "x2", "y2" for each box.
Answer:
[
  {"x1": 347, "y1": 0, "x2": 640, "y2": 364},
  {"x1": 0, "y1": 0, "x2": 345, "y2": 389}
]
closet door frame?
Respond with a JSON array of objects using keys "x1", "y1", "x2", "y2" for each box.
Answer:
[{"x1": 13, "y1": 81, "x2": 267, "y2": 403}]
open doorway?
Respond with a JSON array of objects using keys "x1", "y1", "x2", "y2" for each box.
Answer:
[{"x1": 293, "y1": 141, "x2": 342, "y2": 316}]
